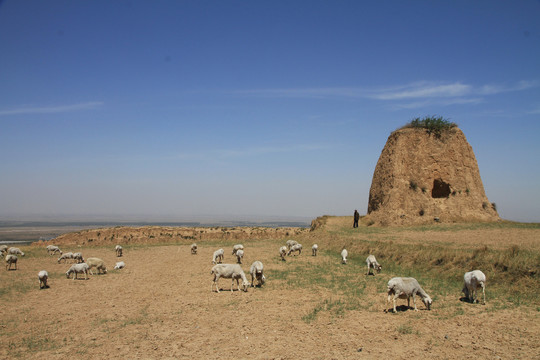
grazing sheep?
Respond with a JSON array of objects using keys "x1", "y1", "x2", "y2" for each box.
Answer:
[
  {"x1": 66, "y1": 263, "x2": 89, "y2": 280},
  {"x1": 8, "y1": 247, "x2": 24, "y2": 257},
  {"x1": 232, "y1": 244, "x2": 244, "y2": 255},
  {"x1": 0, "y1": 245, "x2": 7, "y2": 255},
  {"x1": 235, "y1": 249, "x2": 244, "y2": 264},
  {"x1": 366, "y1": 254, "x2": 382, "y2": 275},
  {"x1": 462, "y1": 270, "x2": 486, "y2": 304},
  {"x1": 46, "y1": 245, "x2": 62, "y2": 256},
  {"x1": 5, "y1": 254, "x2": 17, "y2": 270},
  {"x1": 57, "y1": 252, "x2": 74, "y2": 263},
  {"x1": 279, "y1": 246, "x2": 287, "y2": 261},
  {"x1": 312, "y1": 244, "x2": 318, "y2": 256},
  {"x1": 191, "y1": 243, "x2": 198, "y2": 255},
  {"x1": 73, "y1": 252, "x2": 84, "y2": 263},
  {"x1": 86, "y1": 257, "x2": 107, "y2": 275},
  {"x1": 212, "y1": 249, "x2": 225, "y2": 264},
  {"x1": 249, "y1": 261, "x2": 265, "y2": 287},
  {"x1": 211, "y1": 264, "x2": 249, "y2": 293},
  {"x1": 114, "y1": 261, "x2": 126, "y2": 270},
  {"x1": 38, "y1": 270, "x2": 49, "y2": 289},
  {"x1": 287, "y1": 244, "x2": 302, "y2": 256},
  {"x1": 386, "y1": 277, "x2": 432, "y2": 313},
  {"x1": 341, "y1": 249, "x2": 348, "y2": 264},
  {"x1": 115, "y1": 245, "x2": 123, "y2": 257},
  {"x1": 286, "y1": 240, "x2": 298, "y2": 250}
]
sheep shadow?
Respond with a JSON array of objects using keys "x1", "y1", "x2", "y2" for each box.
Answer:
[
  {"x1": 459, "y1": 296, "x2": 484, "y2": 304},
  {"x1": 384, "y1": 305, "x2": 428, "y2": 313},
  {"x1": 214, "y1": 288, "x2": 244, "y2": 293}
]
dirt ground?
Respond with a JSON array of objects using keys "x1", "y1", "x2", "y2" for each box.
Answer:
[{"x1": 1, "y1": 233, "x2": 539, "y2": 359}]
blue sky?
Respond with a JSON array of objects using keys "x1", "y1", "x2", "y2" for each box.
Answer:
[{"x1": 1, "y1": 1, "x2": 539, "y2": 222}]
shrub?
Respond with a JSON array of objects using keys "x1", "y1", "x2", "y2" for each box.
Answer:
[
  {"x1": 402, "y1": 116, "x2": 457, "y2": 138},
  {"x1": 409, "y1": 180, "x2": 418, "y2": 191}
]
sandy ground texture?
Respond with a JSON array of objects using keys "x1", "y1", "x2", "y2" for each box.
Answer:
[{"x1": 1, "y1": 236, "x2": 539, "y2": 359}]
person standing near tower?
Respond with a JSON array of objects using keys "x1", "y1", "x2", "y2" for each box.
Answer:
[{"x1": 353, "y1": 210, "x2": 360, "y2": 228}]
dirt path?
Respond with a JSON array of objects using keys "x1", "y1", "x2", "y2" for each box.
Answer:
[{"x1": 1, "y1": 240, "x2": 538, "y2": 359}]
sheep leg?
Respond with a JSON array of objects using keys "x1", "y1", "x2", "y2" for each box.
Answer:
[
  {"x1": 213, "y1": 275, "x2": 220, "y2": 293},
  {"x1": 85, "y1": 270, "x2": 88, "y2": 280},
  {"x1": 393, "y1": 294, "x2": 399, "y2": 313},
  {"x1": 412, "y1": 294, "x2": 418, "y2": 311},
  {"x1": 481, "y1": 283, "x2": 486, "y2": 304}
]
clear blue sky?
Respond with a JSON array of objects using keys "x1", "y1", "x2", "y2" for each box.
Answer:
[{"x1": 1, "y1": 1, "x2": 539, "y2": 222}]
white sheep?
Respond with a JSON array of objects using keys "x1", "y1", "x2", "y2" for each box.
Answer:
[
  {"x1": 73, "y1": 252, "x2": 84, "y2": 263},
  {"x1": 0, "y1": 245, "x2": 7, "y2": 255},
  {"x1": 462, "y1": 270, "x2": 486, "y2": 304},
  {"x1": 115, "y1": 245, "x2": 123, "y2": 257},
  {"x1": 114, "y1": 261, "x2": 126, "y2": 270},
  {"x1": 249, "y1": 261, "x2": 265, "y2": 287},
  {"x1": 235, "y1": 249, "x2": 245, "y2": 264},
  {"x1": 38, "y1": 270, "x2": 49, "y2": 289},
  {"x1": 211, "y1": 263, "x2": 249, "y2": 293},
  {"x1": 386, "y1": 277, "x2": 432, "y2": 313},
  {"x1": 191, "y1": 243, "x2": 198, "y2": 255},
  {"x1": 66, "y1": 263, "x2": 89, "y2": 280},
  {"x1": 312, "y1": 244, "x2": 318, "y2": 256},
  {"x1": 8, "y1": 247, "x2": 25, "y2": 257},
  {"x1": 286, "y1": 240, "x2": 298, "y2": 250},
  {"x1": 57, "y1": 252, "x2": 74, "y2": 263},
  {"x1": 287, "y1": 244, "x2": 302, "y2": 256},
  {"x1": 212, "y1": 249, "x2": 225, "y2": 264},
  {"x1": 5, "y1": 254, "x2": 17, "y2": 270},
  {"x1": 46, "y1": 245, "x2": 62, "y2": 256},
  {"x1": 86, "y1": 257, "x2": 107, "y2": 275},
  {"x1": 232, "y1": 244, "x2": 244, "y2": 255},
  {"x1": 279, "y1": 246, "x2": 287, "y2": 261},
  {"x1": 366, "y1": 254, "x2": 382, "y2": 275},
  {"x1": 341, "y1": 249, "x2": 348, "y2": 264}
]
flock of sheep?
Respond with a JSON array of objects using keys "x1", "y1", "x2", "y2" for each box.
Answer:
[
  {"x1": 1, "y1": 244, "x2": 125, "y2": 289},
  {"x1": 205, "y1": 244, "x2": 266, "y2": 293},
  {"x1": 198, "y1": 239, "x2": 487, "y2": 313},
  {"x1": 3, "y1": 238, "x2": 487, "y2": 313}
]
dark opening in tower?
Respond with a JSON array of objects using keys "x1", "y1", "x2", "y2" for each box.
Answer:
[{"x1": 432, "y1": 179, "x2": 451, "y2": 198}]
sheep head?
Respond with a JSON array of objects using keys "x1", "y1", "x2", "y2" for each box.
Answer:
[{"x1": 423, "y1": 296, "x2": 432, "y2": 310}]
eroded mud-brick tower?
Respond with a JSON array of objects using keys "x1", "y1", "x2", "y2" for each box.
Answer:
[{"x1": 366, "y1": 123, "x2": 499, "y2": 226}]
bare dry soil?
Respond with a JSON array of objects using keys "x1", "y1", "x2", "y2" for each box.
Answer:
[{"x1": 1, "y1": 224, "x2": 539, "y2": 359}]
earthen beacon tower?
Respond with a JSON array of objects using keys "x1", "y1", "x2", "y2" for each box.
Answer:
[{"x1": 366, "y1": 123, "x2": 500, "y2": 226}]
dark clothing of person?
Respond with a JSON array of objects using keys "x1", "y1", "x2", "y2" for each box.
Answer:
[{"x1": 353, "y1": 210, "x2": 360, "y2": 228}]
